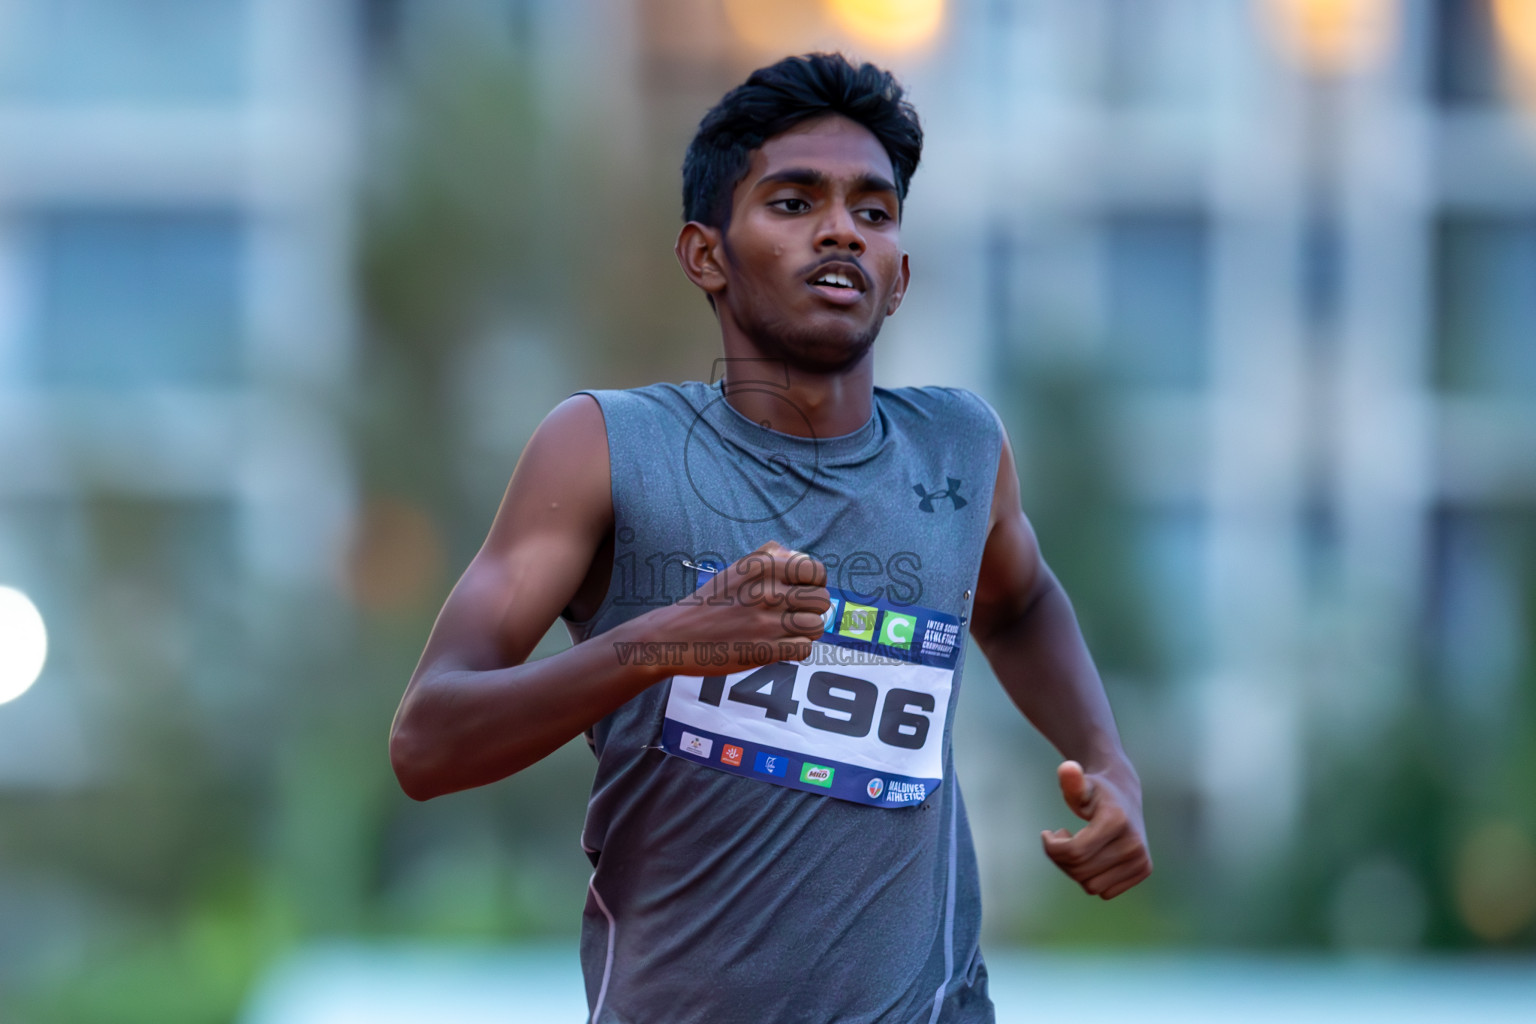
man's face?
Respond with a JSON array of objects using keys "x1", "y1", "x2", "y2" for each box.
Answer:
[{"x1": 712, "y1": 114, "x2": 910, "y2": 372}]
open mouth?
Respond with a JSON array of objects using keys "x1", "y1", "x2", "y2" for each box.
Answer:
[{"x1": 806, "y1": 262, "x2": 867, "y2": 301}]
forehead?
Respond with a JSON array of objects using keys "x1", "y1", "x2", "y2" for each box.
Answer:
[{"x1": 742, "y1": 114, "x2": 896, "y2": 190}]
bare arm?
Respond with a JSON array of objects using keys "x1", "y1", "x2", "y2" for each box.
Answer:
[
  {"x1": 971, "y1": 426, "x2": 1152, "y2": 899},
  {"x1": 389, "y1": 395, "x2": 828, "y2": 801}
]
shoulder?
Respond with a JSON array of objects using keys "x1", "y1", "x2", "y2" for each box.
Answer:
[
  {"x1": 509, "y1": 395, "x2": 609, "y2": 506},
  {"x1": 483, "y1": 393, "x2": 613, "y2": 551},
  {"x1": 576, "y1": 381, "x2": 716, "y2": 434},
  {"x1": 532, "y1": 392, "x2": 608, "y2": 452},
  {"x1": 578, "y1": 380, "x2": 713, "y2": 411},
  {"x1": 875, "y1": 385, "x2": 1004, "y2": 439},
  {"x1": 508, "y1": 395, "x2": 610, "y2": 500}
]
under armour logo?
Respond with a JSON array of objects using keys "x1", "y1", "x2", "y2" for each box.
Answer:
[{"x1": 914, "y1": 478, "x2": 967, "y2": 513}]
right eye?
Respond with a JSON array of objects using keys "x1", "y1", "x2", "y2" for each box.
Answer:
[{"x1": 770, "y1": 198, "x2": 811, "y2": 214}]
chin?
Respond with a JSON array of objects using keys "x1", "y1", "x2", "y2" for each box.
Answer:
[{"x1": 752, "y1": 316, "x2": 882, "y2": 374}]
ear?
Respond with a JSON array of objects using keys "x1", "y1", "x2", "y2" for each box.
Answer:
[
  {"x1": 675, "y1": 221, "x2": 729, "y2": 299},
  {"x1": 884, "y1": 251, "x2": 911, "y2": 317}
]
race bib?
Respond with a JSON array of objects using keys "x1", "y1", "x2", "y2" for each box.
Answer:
[{"x1": 661, "y1": 585, "x2": 965, "y2": 808}]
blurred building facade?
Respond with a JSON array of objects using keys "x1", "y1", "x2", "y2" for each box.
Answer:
[{"x1": 0, "y1": 0, "x2": 357, "y2": 781}]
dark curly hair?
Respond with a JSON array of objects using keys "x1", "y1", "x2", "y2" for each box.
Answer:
[{"x1": 681, "y1": 53, "x2": 923, "y2": 228}]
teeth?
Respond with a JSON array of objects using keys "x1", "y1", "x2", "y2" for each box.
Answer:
[{"x1": 814, "y1": 272, "x2": 855, "y2": 289}]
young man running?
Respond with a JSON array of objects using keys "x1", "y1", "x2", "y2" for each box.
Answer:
[{"x1": 390, "y1": 53, "x2": 1151, "y2": 1023}]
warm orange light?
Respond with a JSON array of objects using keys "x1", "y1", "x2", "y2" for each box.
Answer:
[
  {"x1": 340, "y1": 495, "x2": 444, "y2": 614},
  {"x1": 722, "y1": 0, "x2": 835, "y2": 55},
  {"x1": 1492, "y1": 0, "x2": 1536, "y2": 113},
  {"x1": 721, "y1": 0, "x2": 944, "y2": 56},
  {"x1": 1455, "y1": 821, "x2": 1536, "y2": 942},
  {"x1": 824, "y1": 0, "x2": 945, "y2": 53},
  {"x1": 1261, "y1": 0, "x2": 1397, "y2": 75},
  {"x1": 1494, "y1": 0, "x2": 1536, "y2": 64}
]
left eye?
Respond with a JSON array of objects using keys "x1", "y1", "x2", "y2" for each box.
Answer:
[{"x1": 859, "y1": 208, "x2": 891, "y2": 222}]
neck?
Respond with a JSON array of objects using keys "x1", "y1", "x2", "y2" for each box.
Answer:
[
  {"x1": 713, "y1": 306, "x2": 880, "y2": 437},
  {"x1": 717, "y1": 347, "x2": 874, "y2": 439}
]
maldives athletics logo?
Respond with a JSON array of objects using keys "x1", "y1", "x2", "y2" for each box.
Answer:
[{"x1": 867, "y1": 778, "x2": 884, "y2": 799}]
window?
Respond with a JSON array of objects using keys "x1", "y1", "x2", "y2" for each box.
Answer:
[
  {"x1": 1431, "y1": 0, "x2": 1506, "y2": 107},
  {"x1": 1427, "y1": 507, "x2": 1533, "y2": 718},
  {"x1": 1102, "y1": 213, "x2": 1209, "y2": 389},
  {"x1": 1434, "y1": 216, "x2": 1536, "y2": 396},
  {"x1": 0, "y1": 0, "x2": 248, "y2": 103},
  {"x1": 25, "y1": 210, "x2": 245, "y2": 387}
]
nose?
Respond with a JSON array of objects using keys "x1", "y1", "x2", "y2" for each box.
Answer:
[{"x1": 816, "y1": 201, "x2": 864, "y2": 254}]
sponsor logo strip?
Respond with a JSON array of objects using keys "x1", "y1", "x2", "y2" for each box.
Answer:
[
  {"x1": 659, "y1": 719, "x2": 936, "y2": 808},
  {"x1": 815, "y1": 586, "x2": 962, "y2": 671}
]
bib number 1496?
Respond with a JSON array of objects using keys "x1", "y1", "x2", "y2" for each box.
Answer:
[{"x1": 697, "y1": 663, "x2": 934, "y2": 750}]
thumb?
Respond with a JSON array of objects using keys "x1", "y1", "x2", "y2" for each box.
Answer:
[{"x1": 1057, "y1": 760, "x2": 1095, "y2": 820}]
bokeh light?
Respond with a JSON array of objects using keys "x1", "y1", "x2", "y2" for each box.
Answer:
[
  {"x1": 0, "y1": 585, "x2": 48, "y2": 705},
  {"x1": 1455, "y1": 821, "x2": 1536, "y2": 942},
  {"x1": 722, "y1": 0, "x2": 835, "y2": 54},
  {"x1": 1493, "y1": 0, "x2": 1536, "y2": 113},
  {"x1": 824, "y1": 0, "x2": 945, "y2": 53},
  {"x1": 1494, "y1": 0, "x2": 1536, "y2": 66},
  {"x1": 721, "y1": 0, "x2": 945, "y2": 56},
  {"x1": 1262, "y1": 0, "x2": 1398, "y2": 75},
  {"x1": 340, "y1": 496, "x2": 445, "y2": 614},
  {"x1": 1329, "y1": 857, "x2": 1429, "y2": 950}
]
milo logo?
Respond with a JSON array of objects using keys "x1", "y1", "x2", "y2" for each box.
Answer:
[{"x1": 800, "y1": 763, "x2": 834, "y2": 788}]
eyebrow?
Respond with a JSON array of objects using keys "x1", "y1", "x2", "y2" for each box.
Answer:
[{"x1": 756, "y1": 167, "x2": 899, "y2": 197}]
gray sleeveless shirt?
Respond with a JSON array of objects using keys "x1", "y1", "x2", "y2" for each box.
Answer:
[{"x1": 569, "y1": 380, "x2": 1002, "y2": 1024}]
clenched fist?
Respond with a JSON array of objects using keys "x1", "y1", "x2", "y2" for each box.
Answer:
[{"x1": 655, "y1": 540, "x2": 830, "y2": 675}]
